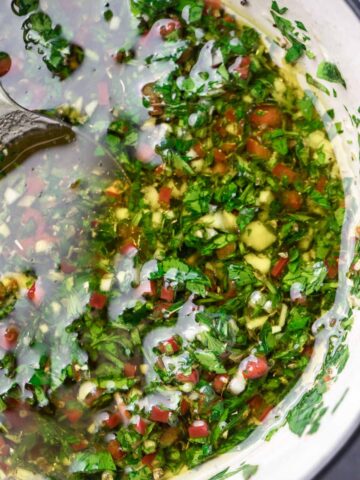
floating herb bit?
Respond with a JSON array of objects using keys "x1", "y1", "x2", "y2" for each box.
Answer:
[{"x1": 317, "y1": 61, "x2": 347, "y2": 88}]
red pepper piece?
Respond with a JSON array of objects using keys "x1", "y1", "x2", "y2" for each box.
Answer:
[
  {"x1": 89, "y1": 292, "x2": 107, "y2": 310},
  {"x1": 188, "y1": 420, "x2": 209, "y2": 438},
  {"x1": 159, "y1": 186, "x2": 172, "y2": 207},
  {"x1": 271, "y1": 257, "x2": 289, "y2": 278},
  {"x1": 124, "y1": 363, "x2": 137, "y2": 378},
  {"x1": 108, "y1": 439, "x2": 125, "y2": 461},
  {"x1": 176, "y1": 369, "x2": 199, "y2": 384},
  {"x1": 158, "y1": 337, "x2": 180, "y2": 355},
  {"x1": 160, "y1": 286, "x2": 175, "y2": 303},
  {"x1": 150, "y1": 406, "x2": 170, "y2": 424},
  {"x1": 243, "y1": 357, "x2": 269, "y2": 380},
  {"x1": 272, "y1": 163, "x2": 298, "y2": 183},
  {"x1": 0, "y1": 325, "x2": 19, "y2": 351}
]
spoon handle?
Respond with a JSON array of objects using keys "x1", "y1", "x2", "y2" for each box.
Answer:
[{"x1": 0, "y1": 85, "x2": 75, "y2": 171}]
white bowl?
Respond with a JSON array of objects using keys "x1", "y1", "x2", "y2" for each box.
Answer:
[{"x1": 177, "y1": 1, "x2": 360, "y2": 479}]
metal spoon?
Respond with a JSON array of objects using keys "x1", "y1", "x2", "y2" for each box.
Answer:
[{"x1": 0, "y1": 85, "x2": 128, "y2": 183}]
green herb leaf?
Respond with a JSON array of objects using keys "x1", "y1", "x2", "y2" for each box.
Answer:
[{"x1": 317, "y1": 61, "x2": 346, "y2": 88}]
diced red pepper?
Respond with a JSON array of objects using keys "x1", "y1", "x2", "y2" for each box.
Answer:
[
  {"x1": 142, "y1": 452, "x2": 157, "y2": 466},
  {"x1": 160, "y1": 285, "x2": 175, "y2": 303},
  {"x1": 213, "y1": 374, "x2": 230, "y2": 394},
  {"x1": 124, "y1": 363, "x2": 138, "y2": 378},
  {"x1": 180, "y1": 397, "x2": 190, "y2": 415},
  {"x1": 214, "y1": 148, "x2": 227, "y2": 163},
  {"x1": 282, "y1": 190, "x2": 303, "y2": 211},
  {"x1": 272, "y1": 163, "x2": 298, "y2": 183},
  {"x1": 135, "y1": 417, "x2": 148, "y2": 435},
  {"x1": 325, "y1": 257, "x2": 339, "y2": 279},
  {"x1": 216, "y1": 242, "x2": 236, "y2": 260},
  {"x1": 105, "y1": 412, "x2": 123, "y2": 429},
  {"x1": 136, "y1": 279, "x2": 157, "y2": 298},
  {"x1": 233, "y1": 56, "x2": 251, "y2": 79},
  {"x1": 243, "y1": 356, "x2": 269, "y2": 379},
  {"x1": 158, "y1": 336, "x2": 180, "y2": 355},
  {"x1": 315, "y1": 176, "x2": 327, "y2": 193},
  {"x1": 98, "y1": 81, "x2": 109, "y2": 106},
  {"x1": 249, "y1": 105, "x2": 282, "y2": 128},
  {"x1": 225, "y1": 108, "x2": 236, "y2": 122},
  {"x1": 302, "y1": 345, "x2": 314, "y2": 359},
  {"x1": 188, "y1": 420, "x2": 209, "y2": 438},
  {"x1": 150, "y1": 406, "x2": 170, "y2": 424},
  {"x1": 246, "y1": 138, "x2": 271, "y2": 160},
  {"x1": 193, "y1": 143, "x2": 205, "y2": 158},
  {"x1": 0, "y1": 53, "x2": 11, "y2": 77},
  {"x1": 108, "y1": 439, "x2": 125, "y2": 461},
  {"x1": 0, "y1": 325, "x2": 19, "y2": 351},
  {"x1": 159, "y1": 186, "x2": 172, "y2": 207},
  {"x1": 0, "y1": 436, "x2": 10, "y2": 457},
  {"x1": 71, "y1": 440, "x2": 89, "y2": 452},
  {"x1": 271, "y1": 257, "x2": 289, "y2": 278},
  {"x1": 27, "y1": 281, "x2": 45, "y2": 308},
  {"x1": 27, "y1": 175, "x2": 45, "y2": 196},
  {"x1": 65, "y1": 408, "x2": 83, "y2": 424},
  {"x1": 176, "y1": 369, "x2": 199, "y2": 384},
  {"x1": 89, "y1": 292, "x2": 107, "y2": 310}
]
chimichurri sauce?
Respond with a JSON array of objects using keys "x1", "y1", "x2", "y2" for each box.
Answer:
[{"x1": 0, "y1": 1, "x2": 345, "y2": 479}]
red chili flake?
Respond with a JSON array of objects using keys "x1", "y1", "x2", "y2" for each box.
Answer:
[{"x1": 89, "y1": 292, "x2": 107, "y2": 310}]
